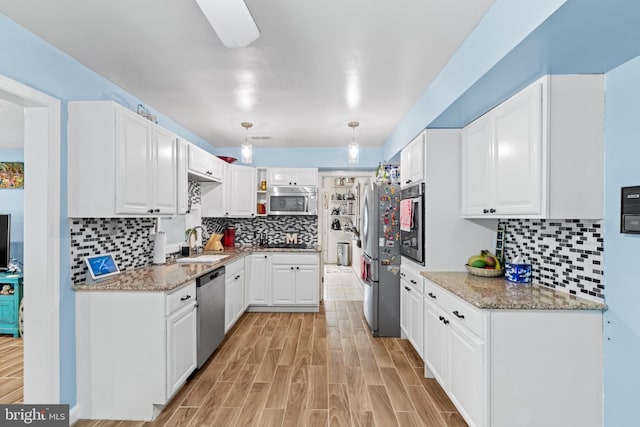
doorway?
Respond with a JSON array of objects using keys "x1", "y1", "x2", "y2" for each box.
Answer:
[{"x1": 0, "y1": 75, "x2": 61, "y2": 405}]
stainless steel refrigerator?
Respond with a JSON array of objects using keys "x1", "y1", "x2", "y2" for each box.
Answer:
[{"x1": 360, "y1": 181, "x2": 401, "y2": 337}]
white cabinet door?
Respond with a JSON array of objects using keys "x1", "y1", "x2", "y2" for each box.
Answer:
[
  {"x1": 200, "y1": 164, "x2": 229, "y2": 217},
  {"x1": 293, "y1": 169, "x2": 318, "y2": 186},
  {"x1": 408, "y1": 287, "x2": 423, "y2": 358},
  {"x1": 295, "y1": 265, "x2": 319, "y2": 305},
  {"x1": 152, "y1": 127, "x2": 177, "y2": 214},
  {"x1": 424, "y1": 300, "x2": 449, "y2": 388},
  {"x1": 271, "y1": 265, "x2": 296, "y2": 305},
  {"x1": 116, "y1": 109, "x2": 153, "y2": 214},
  {"x1": 449, "y1": 321, "x2": 485, "y2": 427},
  {"x1": 409, "y1": 132, "x2": 425, "y2": 185},
  {"x1": 248, "y1": 254, "x2": 270, "y2": 305},
  {"x1": 493, "y1": 82, "x2": 543, "y2": 216},
  {"x1": 267, "y1": 168, "x2": 317, "y2": 186},
  {"x1": 188, "y1": 144, "x2": 213, "y2": 178},
  {"x1": 166, "y1": 304, "x2": 197, "y2": 399},
  {"x1": 461, "y1": 114, "x2": 493, "y2": 216},
  {"x1": 229, "y1": 165, "x2": 257, "y2": 217},
  {"x1": 400, "y1": 280, "x2": 409, "y2": 337},
  {"x1": 225, "y1": 272, "x2": 244, "y2": 333}
]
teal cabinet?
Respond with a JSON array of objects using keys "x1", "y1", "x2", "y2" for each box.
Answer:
[{"x1": 0, "y1": 273, "x2": 23, "y2": 337}]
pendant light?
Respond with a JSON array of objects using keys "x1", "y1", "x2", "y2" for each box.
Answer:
[
  {"x1": 348, "y1": 121, "x2": 360, "y2": 164},
  {"x1": 241, "y1": 122, "x2": 253, "y2": 164}
]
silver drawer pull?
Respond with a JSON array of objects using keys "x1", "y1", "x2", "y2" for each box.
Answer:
[
  {"x1": 180, "y1": 295, "x2": 191, "y2": 301},
  {"x1": 453, "y1": 310, "x2": 465, "y2": 319}
]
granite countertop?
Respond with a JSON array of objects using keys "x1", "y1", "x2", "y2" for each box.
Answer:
[
  {"x1": 421, "y1": 272, "x2": 607, "y2": 311},
  {"x1": 73, "y1": 246, "x2": 321, "y2": 292}
]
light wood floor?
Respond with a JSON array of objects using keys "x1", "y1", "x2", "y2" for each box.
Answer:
[
  {"x1": 77, "y1": 300, "x2": 466, "y2": 427},
  {"x1": 0, "y1": 335, "x2": 23, "y2": 403}
]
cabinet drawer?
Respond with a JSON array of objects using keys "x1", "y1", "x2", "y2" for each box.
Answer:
[
  {"x1": 271, "y1": 254, "x2": 318, "y2": 265},
  {"x1": 225, "y1": 258, "x2": 244, "y2": 278},
  {"x1": 400, "y1": 267, "x2": 423, "y2": 294},
  {"x1": 424, "y1": 279, "x2": 484, "y2": 338},
  {"x1": 166, "y1": 281, "x2": 196, "y2": 316}
]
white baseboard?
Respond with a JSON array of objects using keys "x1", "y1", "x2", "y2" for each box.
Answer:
[{"x1": 69, "y1": 404, "x2": 81, "y2": 426}]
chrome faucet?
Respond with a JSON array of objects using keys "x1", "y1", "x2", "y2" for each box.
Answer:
[{"x1": 186, "y1": 226, "x2": 207, "y2": 255}]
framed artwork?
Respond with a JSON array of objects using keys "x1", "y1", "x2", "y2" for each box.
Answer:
[{"x1": 0, "y1": 162, "x2": 24, "y2": 189}]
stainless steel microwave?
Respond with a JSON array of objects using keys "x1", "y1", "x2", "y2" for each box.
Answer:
[{"x1": 267, "y1": 186, "x2": 318, "y2": 215}]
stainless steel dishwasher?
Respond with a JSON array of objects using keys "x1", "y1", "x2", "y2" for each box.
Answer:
[{"x1": 196, "y1": 266, "x2": 225, "y2": 368}]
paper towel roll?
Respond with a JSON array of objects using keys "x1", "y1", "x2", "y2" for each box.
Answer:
[{"x1": 153, "y1": 231, "x2": 166, "y2": 265}]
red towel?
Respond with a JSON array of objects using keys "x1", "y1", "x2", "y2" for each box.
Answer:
[
  {"x1": 400, "y1": 199, "x2": 412, "y2": 231},
  {"x1": 360, "y1": 256, "x2": 366, "y2": 280}
]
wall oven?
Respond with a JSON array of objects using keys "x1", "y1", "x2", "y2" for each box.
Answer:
[
  {"x1": 267, "y1": 186, "x2": 318, "y2": 215},
  {"x1": 400, "y1": 183, "x2": 424, "y2": 265}
]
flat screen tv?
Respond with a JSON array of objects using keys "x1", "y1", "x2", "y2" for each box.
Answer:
[{"x1": 0, "y1": 214, "x2": 9, "y2": 271}]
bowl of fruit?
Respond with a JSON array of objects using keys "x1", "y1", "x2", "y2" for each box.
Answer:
[{"x1": 465, "y1": 250, "x2": 505, "y2": 277}]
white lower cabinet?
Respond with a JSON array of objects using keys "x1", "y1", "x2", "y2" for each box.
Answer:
[
  {"x1": 166, "y1": 302, "x2": 198, "y2": 398},
  {"x1": 423, "y1": 278, "x2": 602, "y2": 427},
  {"x1": 400, "y1": 263, "x2": 424, "y2": 358},
  {"x1": 246, "y1": 252, "x2": 320, "y2": 312},
  {"x1": 247, "y1": 253, "x2": 271, "y2": 305},
  {"x1": 224, "y1": 259, "x2": 245, "y2": 333},
  {"x1": 76, "y1": 281, "x2": 197, "y2": 421}
]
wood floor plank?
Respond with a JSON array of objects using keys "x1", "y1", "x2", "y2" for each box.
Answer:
[
  {"x1": 345, "y1": 367, "x2": 370, "y2": 411},
  {"x1": 328, "y1": 383, "x2": 351, "y2": 427},
  {"x1": 350, "y1": 410, "x2": 375, "y2": 427},
  {"x1": 379, "y1": 367, "x2": 415, "y2": 412},
  {"x1": 286, "y1": 318, "x2": 302, "y2": 338},
  {"x1": 291, "y1": 348, "x2": 311, "y2": 383},
  {"x1": 269, "y1": 328, "x2": 288, "y2": 349},
  {"x1": 389, "y1": 350, "x2": 421, "y2": 386},
  {"x1": 224, "y1": 363, "x2": 259, "y2": 407},
  {"x1": 307, "y1": 365, "x2": 328, "y2": 410},
  {"x1": 328, "y1": 350, "x2": 347, "y2": 384},
  {"x1": 398, "y1": 339, "x2": 424, "y2": 368},
  {"x1": 0, "y1": 386, "x2": 23, "y2": 404},
  {"x1": 382, "y1": 338, "x2": 403, "y2": 352},
  {"x1": 370, "y1": 340, "x2": 395, "y2": 368},
  {"x1": 247, "y1": 336, "x2": 272, "y2": 365},
  {"x1": 367, "y1": 384, "x2": 399, "y2": 427},
  {"x1": 441, "y1": 412, "x2": 469, "y2": 427},
  {"x1": 278, "y1": 337, "x2": 298, "y2": 366},
  {"x1": 163, "y1": 407, "x2": 198, "y2": 427},
  {"x1": 406, "y1": 385, "x2": 448, "y2": 427},
  {"x1": 306, "y1": 409, "x2": 329, "y2": 427},
  {"x1": 282, "y1": 381, "x2": 309, "y2": 427},
  {"x1": 211, "y1": 407, "x2": 240, "y2": 427},
  {"x1": 255, "y1": 348, "x2": 282, "y2": 383},
  {"x1": 311, "y1": 337, "x2": 328, "y2": 365},
  {"x1": 314, "y1": 319, "x2": 327, "y2": 338},
  {"x1": 357, "y1": 349, "x2": 383, "y2": 385},
  {"x1": 259, "y1": 408, "x2": 285, "y2": 427},
  {"x1": 418, "y1": 376, "x2": 458, "y2": 413},
  {"x1": 327, "y1": 327, "x2": 342, "y2": 350},
  {"x1": 298, "y1": 326, "x2": 314, "y2": 350},
  {"x1": 189, "y1": 381, "x2": 234, "y2": 427},
  {"x1": 341, "y1": 338, "x2": 360, "y2": 366},
  {"x1": 235, "y1": 382, "x2": 270, "y2": 426},
  {"x1": 265, "y1": 365, "x2": 292, "y2": 409},
  {"x1": 0, "y1": 378, "x2": 22, "y2": 399},
  {"x1": 395, "y1": 411, "x2": 424, "y2": 427}
]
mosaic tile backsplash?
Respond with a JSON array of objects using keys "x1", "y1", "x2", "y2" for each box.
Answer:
[
  {"x1": 70, "y1": 218, "x2": 156, "y2": 284},
  {"x1": 499, "y1": 219, "x2": 604, "y2": 301},
  {"x1": 202, "y1": 216, "x2": 318, "y2": 247}
]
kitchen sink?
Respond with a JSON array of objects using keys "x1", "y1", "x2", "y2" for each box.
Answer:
[{"x1": 176, "y1": 254, "x2": 230, "y2": 264}]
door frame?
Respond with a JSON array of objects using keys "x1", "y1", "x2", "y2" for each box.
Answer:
[{"x1": 0, "y1": 74, "x2": 62, "y2": 404}]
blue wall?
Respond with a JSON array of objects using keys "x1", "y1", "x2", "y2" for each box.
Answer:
[
  {"x1": 0, "y1": 14, "x2": 222, "y2": 406},
  {"x1": 0, "y1": 149, "x2": 24, "y2": 264},
  {"x1": 603, "y1": 55, "x2": 640, "y2": 426}
]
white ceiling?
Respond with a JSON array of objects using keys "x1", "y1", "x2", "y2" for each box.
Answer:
[
  {"x1": 0, "y1": 0, "x2": 493, "y2": 149},
  {"x1": 0, "y1": 98, "x2": 23, "y2": 149}
]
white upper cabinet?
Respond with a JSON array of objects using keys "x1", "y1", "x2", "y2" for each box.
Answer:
[
  {"x1": 267, "y1": 168, "x2": 318, "y2": 186},
  {"x1": 68, "y1": 101, "x2": 178, "y2": 217},
  {"x1": 400, "y1": 131, "x2": 426, "y2": 188},
  {"x1": 187, "y1": 144, "x2": 224, "y2": 182},
  {"x1": 176, "y1": 139, "x2": 189, "y2": 214},
  {"x1": 201, "y1": 164, "x2": 256, "y2": 218},
  {"x1": 461, "y1": 75, "x2": 604, "y2": 219}
]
